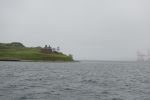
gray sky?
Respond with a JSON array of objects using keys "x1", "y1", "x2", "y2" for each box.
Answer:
[{"x1": 0, "y1": 0, "x2": 150, "y2": 60}]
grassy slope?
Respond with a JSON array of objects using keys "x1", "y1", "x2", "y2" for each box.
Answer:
[{"x1": 0, "y1": 48, "x2": 73, "y2": 61}]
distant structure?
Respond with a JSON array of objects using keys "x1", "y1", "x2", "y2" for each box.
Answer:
[
  {"x1": 137, "y1": 51, "x2": 145, "y2": 61},
  {"x1": 41, "y1": 44, "x2": 60, "y2": 54},
  {"x1": 137, "y1": 50, "x2": 150, "y2": 61},
  {"x1": 56, "y1": 47, "x2": 60, "y2": 51}
]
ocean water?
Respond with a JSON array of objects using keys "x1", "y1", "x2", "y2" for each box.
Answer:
[{"x1": 0, "y1": 61, "x2": 150, "y2": 100}]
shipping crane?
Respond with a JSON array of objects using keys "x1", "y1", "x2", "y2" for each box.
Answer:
[{"x1": 137, "y1": 51, "x2": 145, "y2": 61}]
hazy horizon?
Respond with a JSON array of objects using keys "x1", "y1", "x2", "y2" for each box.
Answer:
[{"x1": 0, "y1": 0, "x2": 150, "y2": 61}]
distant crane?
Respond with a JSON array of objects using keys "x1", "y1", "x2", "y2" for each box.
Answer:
[
  {"x1": 137, "y1": 50, "x2": 150, "y2": 61},
  {"x1": 146, "y1": 49, "x2": 150, "y2": 61},
  {"x1": 137, "y1": 51, "x2": 145, "y2": 61}
]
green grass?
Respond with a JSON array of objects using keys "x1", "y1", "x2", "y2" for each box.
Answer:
[{"x1": 0, "y1": 46, "x2": 73, "y2": 61}]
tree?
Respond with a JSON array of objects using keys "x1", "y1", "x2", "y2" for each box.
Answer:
[
  {"x1": 44, "y1": 45, "x2": 47, "y2": 49},
  {"x1": 10, "y1": 42, "x2": 25, "y2": 48},
  {"x1": 68, "y1": 54, "x2": 73, "y2": 59}
]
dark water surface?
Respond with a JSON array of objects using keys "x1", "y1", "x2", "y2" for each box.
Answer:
[{"x1": 0, "y1": 61, "x2": 150, "y2": 100}]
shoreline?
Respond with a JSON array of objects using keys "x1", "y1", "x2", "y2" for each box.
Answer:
[{"x1": 0, "y1": 59, "x2": 77, "y2": 62}]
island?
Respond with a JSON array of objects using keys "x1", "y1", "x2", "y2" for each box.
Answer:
[{"x1": 0, "y1": 42, "x2": 73, "y2": 61}]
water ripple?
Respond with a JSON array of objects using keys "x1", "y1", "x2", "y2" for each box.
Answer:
[{"x1": 0, "y1": 61, "x2": 150, "y2": 100}]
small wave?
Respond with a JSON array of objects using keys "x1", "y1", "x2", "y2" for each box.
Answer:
[
  {"x1": 111, "y1": 98, "x2": 124, "y2": 100},
  {"x1": 81, "y1": 79, "x2": 98, "y2": 84}
]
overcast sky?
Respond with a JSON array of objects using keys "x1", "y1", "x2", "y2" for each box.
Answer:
[{"x1": 0, "y1": 0, "x2": 150, "y2": 60}]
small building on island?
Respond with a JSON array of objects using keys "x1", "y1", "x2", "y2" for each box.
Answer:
[{"x1": 40, "y1": 45, "x2": 60, "y2": 54}]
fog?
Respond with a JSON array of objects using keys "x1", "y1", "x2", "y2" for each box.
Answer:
[{"x1": 0, "y1": 0, "x2": 150, "y2": 60}]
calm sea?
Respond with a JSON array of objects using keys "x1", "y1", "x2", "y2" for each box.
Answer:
[{"x1": 0, "y1": 61, "x2": 150, "y2": 100}]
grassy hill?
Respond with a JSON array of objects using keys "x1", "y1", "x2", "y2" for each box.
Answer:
[{"x1": 0, "y1": 42, "x2": 73, "y2": 61}]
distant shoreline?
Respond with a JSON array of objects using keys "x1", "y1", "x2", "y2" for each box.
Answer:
[
  {"x1": 0, "y1": 59, "x2": 21, "y2": 61},
  {"x1": 0, "y1": 59, "x2": 77, "y2": 62},
  {"x1": 0, "y1": 42, "x2": 74, "y2": 62}
]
